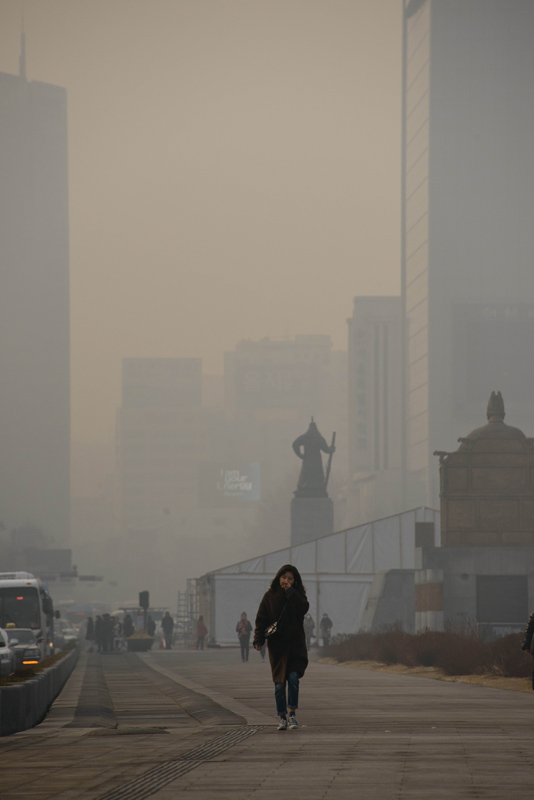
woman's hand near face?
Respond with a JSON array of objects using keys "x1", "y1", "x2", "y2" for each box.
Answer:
[{"x1": 279, "y1": 571, "x2": 295, "y2": 590}]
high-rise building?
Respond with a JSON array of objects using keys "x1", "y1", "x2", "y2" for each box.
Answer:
[
  {"x1": 117, "y1": 358, "x2": 205, "y2": 535},
  {"x1": 346, "y1": 297, "x2": 402, "y2": 524},
  {"x1": 402, "y1": 0, "x2": 534, "y2": 509},
  {"x1": 0, "y1": 39, "x2": 70, "y2": 541},
  {"x1": 114, "y1": 357, "x2": 265, "y2": 604},
  {"x1": 224, "y1": 335, "x2": 347, "y2": 499},
  {"x1": 348, "y1": 298, "x2": 402, "y2": 477}
]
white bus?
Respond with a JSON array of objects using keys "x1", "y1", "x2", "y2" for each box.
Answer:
[{"x1": 0, "y1": 572, "x2": 56, "y2": 656}]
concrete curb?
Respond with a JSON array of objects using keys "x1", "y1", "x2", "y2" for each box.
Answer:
[
  {"x1": 137, "y1": 653, "x2": 273, "y2": 725},
  {"x1": 0, "y1": 646, "x2": 80, "y2": 736}
]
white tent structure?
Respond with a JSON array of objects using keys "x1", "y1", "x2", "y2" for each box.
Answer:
[{"x1": 197, "y1": 507, "x2": 440, "y2": 646}]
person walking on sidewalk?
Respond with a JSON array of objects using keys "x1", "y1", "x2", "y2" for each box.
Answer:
[
  {"x1": 253, "y1": 564, "x2": 309, "y2": 731},
  {"x1": 85, "y1": 616, "x2": 94, "y2": 653},
  {"x1": 320, "y1": 612, "x2": 333, "y2": 646},
  {"x1": 521, "y1": 609, "x2": 534, "y2": 689},
  {"x1": 94, "y1": 615, "x2": 103, "y2": 653},
  {"x1": 303, "y1": 613, "x2": 315, "y2": 650},
  {"x1": 123, "y1": 614, "x2": 134, "y2": 638},
  {"x1": 161, "y1": 611, "x2": 174, "y2": 650},
  {"x1": 196, "y1": 615, "x2": 208, "y2": 650},
  {"x1": 236, "y1": 612, "x2": 253, "y2": 662}
]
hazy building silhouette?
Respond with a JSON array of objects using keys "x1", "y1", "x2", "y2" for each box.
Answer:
[
  {"x1": 0, "y1": 37, "x2": 70, "y2": 541},
  {"x1": 114, "y1": 357, "x2": 266, "y2": 604},
  {"x1": 224, "y1": 335, "x2": 342, "y2": 422},
  {"x1": 117, "y1": 358, "x2": 204, "y2": 536},
  {"x1": 346, "y1": 297, "x2": 402, "y2": 524},
  {"x1": 224, "y1": 335, "x2": 347, "y2": 523},
  {"x1": 402, "y1": 0, "x2": 534, "y2": 509}
]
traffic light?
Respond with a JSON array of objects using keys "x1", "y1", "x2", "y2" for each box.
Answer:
[{"x1": 139, "y1": 590, "x2": 149, "y2": 610}]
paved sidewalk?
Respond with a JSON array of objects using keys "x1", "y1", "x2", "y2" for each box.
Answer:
[{"x1": 1, "y1": 648, "x2": 533, "y2": 800}]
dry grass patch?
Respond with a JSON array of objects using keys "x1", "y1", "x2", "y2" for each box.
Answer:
[{"x1": 319, "y1": 656, "x2": 532, "y2": 693}]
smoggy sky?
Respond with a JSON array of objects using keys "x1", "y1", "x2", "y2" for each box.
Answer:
[{"x1": 0, "y1": 0, "x2": 402, "y2": 445}]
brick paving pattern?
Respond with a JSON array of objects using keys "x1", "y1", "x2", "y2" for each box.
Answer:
[{"x1": 1, "y1": 648, "x2": 533, "y2": 799}]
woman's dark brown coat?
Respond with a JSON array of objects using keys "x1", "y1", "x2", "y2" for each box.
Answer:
[{"x1": 254, "y1": 585, "x2": 309, "y2": 683}]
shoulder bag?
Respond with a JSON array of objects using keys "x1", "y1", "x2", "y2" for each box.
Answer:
[{"x1": 265, "y1": 602, "x2": 288, "y2": 640}]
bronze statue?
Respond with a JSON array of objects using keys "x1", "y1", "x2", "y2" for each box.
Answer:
[{"x1": 292, "y1": 419, "x2": 335, "y2": 498}]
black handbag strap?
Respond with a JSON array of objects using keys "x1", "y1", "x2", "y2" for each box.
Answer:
[{"x1": 275, "y1": 602, "x2": 288, "y2": 625}]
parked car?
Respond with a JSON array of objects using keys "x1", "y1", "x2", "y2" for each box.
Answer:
[
  {"x1": 6, "y1": 628, "x2": 43, "y2": 669},
  {"x1": 0, "y1": 627, "x2": 17, "y2": 677}
]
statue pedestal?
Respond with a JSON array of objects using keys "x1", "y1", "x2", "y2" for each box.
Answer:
[{"x1": 291, "y1": 497, "x2": 334, "y2": 546}]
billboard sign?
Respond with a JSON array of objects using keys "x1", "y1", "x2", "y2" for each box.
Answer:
[{"x1": 199, "y1": 462, "x2": 260, "y2": 508}]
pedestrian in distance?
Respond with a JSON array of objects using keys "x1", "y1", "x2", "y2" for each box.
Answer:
[
  {"x1": 236, "y1": 612, "x2": 253, "y2": 661},
  {"x1": 320, "y1": 612, "x2": 333, "y2": 647},
  {"x1": 85, "y1": 616, "x2": 94, "y2": 653},
  {"x1": 521, "y1": 609, "x2": 534, "y2": 690},
  {"x1": 253, "y1": 564, "x2": 309, "y2": 731},
  {"x1": 101, "y1": 613, "x2": 114, "y2": 653},
  {"x1": 123, "y1": 614, "x2": 134, "y2": 640},
  {"x1": 196, "y1": 615, "x2": 208, "y2": 650},
  {"x1": 303, "y1": 613, "x2": 315, "y2": 650},
  {"x1": 161, "y1": 611, "x2": 174, "y2": 650},
  {"x1": 113, "y1": 617, "x2": 125, "y2": 652},
  {"x1": 94, "y1": 615, "x2": 103, "y2": 653}
]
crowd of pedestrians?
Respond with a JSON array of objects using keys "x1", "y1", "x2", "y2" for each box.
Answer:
[
  {"x1": 83, "y1": 588, "x2": 338, "y2": 733},
  {"x1": 84, "y1": 602, "x2": 333, "y2": 664},
  {"x1": 85, "y1": 613, "x2": 127, "y2": 653}
]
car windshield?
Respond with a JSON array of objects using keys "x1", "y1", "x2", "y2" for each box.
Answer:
[{"x1": 9, "y1": 629, "x2": 36, "y2": 644}]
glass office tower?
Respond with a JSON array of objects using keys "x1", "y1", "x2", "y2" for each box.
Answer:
[{"x1": 402, "y1": 0, "x2": 534, "y2": 508}]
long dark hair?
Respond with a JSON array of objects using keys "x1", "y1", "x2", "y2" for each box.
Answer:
[{"x1": 270, "y1": 564, "x2": 307, "y2": 596}]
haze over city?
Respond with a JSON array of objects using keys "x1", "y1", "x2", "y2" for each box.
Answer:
[
  {"x1": 3, "y1": 4, "x2": 534, "y2": 792},
  {"x1": 2, "y1": 0, "x2": 534, "y2": 612},
  {"x1": 0, "y1": 0, "x2": 402, "y2": 452}
]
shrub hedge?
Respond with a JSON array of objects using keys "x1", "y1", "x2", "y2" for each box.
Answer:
[
  {"x1": 0, "y1": 640, "x2": 79, "y2": 686},
  {"x1": 323, "y1": 629, "x2": 532, "y2": 678}
]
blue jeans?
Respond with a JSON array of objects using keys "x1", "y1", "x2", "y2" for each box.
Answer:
[{"x1": 274, "y1": 671, "x2": 299, "y2": 716}]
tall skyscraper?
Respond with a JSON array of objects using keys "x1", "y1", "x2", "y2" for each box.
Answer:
[
  {"x1": 346, "y1": 297, "x2": 402, "y2": 524},
  {"x1": 402, "y1": 0, "x2": 534, "y2": 509},
  {"x1": 0, "y1": 38, "x2": 70, "y2": 540}
]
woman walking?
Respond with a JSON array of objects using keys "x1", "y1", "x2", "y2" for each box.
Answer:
[
  {"x1": 236, "y1": 612, "x2": 253, "y2": 661},
  {"x1": 253, "y1": 564, "x2": 309, "y2": 730},
  {"x1": 196, "y1": 615, "x2": 208, "y2": 650}
]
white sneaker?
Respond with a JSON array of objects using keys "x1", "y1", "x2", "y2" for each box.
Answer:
[
  {"x1": 288, "y1": 714, "x2": 299, "y2": 729},
  {"x1": 277, "y1": 716, "x2": 288, "y2": 730}
]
